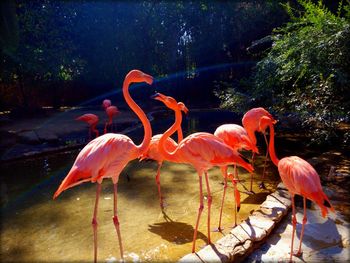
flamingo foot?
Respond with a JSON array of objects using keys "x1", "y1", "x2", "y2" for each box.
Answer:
[
  {"x1": 212, "y1": 227, "x2": 224, "y2": 232},
  {"x1": 160, "y1": 199, "x2": 168, "y2": 210},
  {"x1": 230, "y1": 222, "x2": 238, "y2": 228},
  {"x1": 259, "y1": 182, "x2": 266, "y2": 189},
  {"x1": 292, "y1": 249, "x2": 303, "y2": 257}
]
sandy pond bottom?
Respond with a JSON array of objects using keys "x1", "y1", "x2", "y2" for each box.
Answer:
[{"x1": 1, "y1": 152, "x2": 279, "y2": 262}]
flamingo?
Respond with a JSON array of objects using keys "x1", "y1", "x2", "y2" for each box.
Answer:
[
  {"x1": 53, "y1": 70, "x2": 153, "y2": 263},
  {"x1": 102, "y1": 99, "x2": 112, "y2": 109},
  {"x1": 259, "y1": 116, "x2": 335, "y2": 262},
  {"x1": 104, "y1": 105, "x2": 120, "y2": 134},
  {"x1": 139, "y1": 93, "x2": 188, "y2": 209},
  {"x1": 242, "y1": 107, "x2": 277, "y2": 191},
  {"x1": 214, "y1": 124, "x2": 259, "y2": 230},
  {"x1": 76, "y1": 113, "x2": 99, "y2": 140},
  {"x1": 153, "y1": 93, "x2": 254, "y2": 253}
]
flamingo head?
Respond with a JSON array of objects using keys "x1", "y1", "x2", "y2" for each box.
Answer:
[
  {"x1": 151, "y1": 92, "x2": 189, "y2": 114},
  {"x1": 125, "y1": 70, "x2": 153, "y2": 85},
  {"x1": 177, "y1": 102, "x2": 189, "y2": 114},
  {"x1": 259, "y1": 116, "x2": 274, "y2": 131},
  {"x1": 102, "y1": 99, "x2": 112, "y2": 109}
]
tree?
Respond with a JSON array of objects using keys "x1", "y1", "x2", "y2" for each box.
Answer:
[{"x1": 216, "y1": 0, "x2": 350, "y2": 145}]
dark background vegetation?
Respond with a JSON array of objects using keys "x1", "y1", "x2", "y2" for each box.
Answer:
[{"x1": 0, "y1": 0, "x2": 349, "y2": 144}]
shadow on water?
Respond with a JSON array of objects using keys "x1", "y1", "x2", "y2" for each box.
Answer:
[
  {"x1": 241, "y1": 192, "x2": 270, "y2": 205},
  {"x1": 4, "y1": 108, "x2": 343, "y2": 262},
  {"x1": 148, "y1": 211, "x2": 207, "y2": 244}
]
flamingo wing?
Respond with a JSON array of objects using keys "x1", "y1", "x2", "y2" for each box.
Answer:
[
  {"x1": 177, "y1": 132, "x2": 253, "y2": 172},
  {"x1": 279, "y1": 156, "x2": 334, "y2": 217},
  {"x1": 54, "y1": 134, "x2": 137, "y2": 198}
]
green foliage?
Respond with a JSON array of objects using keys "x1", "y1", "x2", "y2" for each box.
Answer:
[
  {"x1": 213, "y1": 80, "x2": 250, "y2": 113},
  {"x1": 219, "y1": 0, "x2": 350, "y2": 145}
]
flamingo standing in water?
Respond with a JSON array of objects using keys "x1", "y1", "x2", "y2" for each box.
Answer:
[
  {"x1": 153, "y1": 93, "x2": 253, "y2": 253},
  {"x1": 53, "y1": 70, "x2": 153, "y2": 262},
  {"x1": 242, "y1": 107, "x2": 277, "y2": 191},
  {"x1": 259, "y1": 116, "x2": 335, "y2": 262},
  {"x1": 104, "y1": 105, "x2": 120, "y2": 134},
  {"x1": 214, "y1": 124, "x2": 259, "y2": 229},
  {"x1": 139, "y1": 93, "x2": 188, "y2": 209},
  {"x1": 76, "y1": 113, "x2": 99, "y2": 140}
]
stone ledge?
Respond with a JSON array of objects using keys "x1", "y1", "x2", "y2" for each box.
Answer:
[{"x1": 178, "y1": 183, "x2": 291, "y2": 263}]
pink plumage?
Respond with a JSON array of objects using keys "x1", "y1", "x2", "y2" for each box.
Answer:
[
  {"x1": 242, "y1": 107, "x2": 276, "y2": 146},
  {"x1": 214, "y1": 123, "x2": 259, "y2": 153},
  {"x1": 154, "y1": 92, "x2": 253, "y2": 253},
  {"x1": 260, "y1": 116, "x2": 334, "y2": 261},
  {"x1": 278, "y1": 156, "x2": 334, "y2": 217},
  {"x1": 53, "y1": 70, "x2": 154, "y2": 262}
]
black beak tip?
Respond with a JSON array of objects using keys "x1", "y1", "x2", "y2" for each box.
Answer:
[
  {"x1": 150, "y1": 93, "x2": 160, "y2": 99},
  {"x1": 237, "y1": 206, "x2": 241, "y2": 212}
]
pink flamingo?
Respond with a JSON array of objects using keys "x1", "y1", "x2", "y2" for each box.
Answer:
[
  {"x1": 104, "y1": 105, "x2": 120, "y2": 134},
  {"x1": 53, "y1": 70, "x2": 153, "y2": 262},
  {"x1": 260, "y1": 116, "x2": 335, "y2": 262},
  {"x1": 154, "y1": 93, "x2": 254, "y2": 253},
  {"x1": 242, "y1": 107, "x2": 277, "y2": 191},
  {"x1": 76, "y1": 113, "x2": 99, "y2": 140},
  {"x1": 214, "y1": 123, "x2": 259, "y2": 230},
  {"x1": 139, "y1": 93, "x2": 188, "y2": 209},
  {"x1": 102, "y1": 99, "x2": 112, "y2": 109}
]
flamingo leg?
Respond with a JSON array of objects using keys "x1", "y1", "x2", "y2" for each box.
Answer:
[
  {"x1": 290, "y1": 195, "x2": 297, "y2": 262},
  {"x1": 113, "y1": 183, "x2": 124, "y2": 260},
  {"x1": 204, "y1": 171, "x2": 212, "y2": 244},
  {"x1": 249, "y1": 152, "x2": 255, "y2": 192},
  {"x1": 295, "y1": 196, "x2": 307, "y2": 257},
  {"x1": 233, "y1": 165, "x2": 239, "y2": 227},
  {"x1": 217, "y1": 170, "x2": 227, "y2": 232},
  {"x1": 104, "y1": 122, "x2": 108, "y2": 134},
  {"x1": 92, "y1": 183, "x2": 102, "y2": 263},
  {"x1": 155, "y1": 162, "x2": 164, "y2": 209},
  {"x1": 260, "y1": 132, "x2": 269, "y2": 189},
  {"x1": 192, "y1": 174, "x2": 204, "y2": 253}
]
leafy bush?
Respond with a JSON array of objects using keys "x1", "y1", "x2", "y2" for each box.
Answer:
[{"x1": 217, "y1": 0, "x2": 350, "y2": 145}]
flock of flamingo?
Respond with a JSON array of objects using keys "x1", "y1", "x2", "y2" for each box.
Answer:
[
  {"x1": 76, "y1": 98, "x2": 120, "y2": 140},
  {"x1": 53, "y1": 70, "x2": 335, "y2": 262}
]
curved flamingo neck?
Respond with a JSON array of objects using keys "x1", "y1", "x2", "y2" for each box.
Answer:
[
  {"x1": 177, "y1": 127, "x2": 183, "y2": 142},
  {"x1": 159, "y1": 108, "x2": 182, "y2": 161},
  {"x1": 267, "y1": 122, "x2": 280, "y2": 166},
  {"x1": 123, "y1": 79, "x2": 151, "y2": 154}
]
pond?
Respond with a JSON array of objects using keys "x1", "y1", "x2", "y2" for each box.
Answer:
[{"x1": 0, "y1": 109, "x2": 282, "y2": 262}]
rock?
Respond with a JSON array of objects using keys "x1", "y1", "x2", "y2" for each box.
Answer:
[
  {"x1": 178, "y1": 253, "x2": 201, "y2": 263},
  {"x1": 230, "y1": 224, "x2": 250, "y2": 242},
  {"x1": 238, "y1": 221, "x2": 267, "y2": 242},
  {"x1": 276, "y1": 182, "x2": 288, "y2": 191},
  {"x1": 36, "y1": 130, "x2": 59, "y2": 144},
  {"x1": 17, "y1": 130, "x2": 40, "y2": 144},
  {"x1": 270, "y1": 189, "x2": 291, "y2": 207},
  {"x1": 261, "y1": 195, "x2": 289, "y2": 211},
  {"x1": 196, "y1": 244, "x2": 229, "y2": 263},
  {"x1": 251, "y1": 208, "x2": 283, "y2": 222},
  {"x1": 246, "y1": 215, "x2": 275, "y2": 235}
]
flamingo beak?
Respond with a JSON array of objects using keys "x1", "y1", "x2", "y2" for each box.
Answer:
[
  {"x1": 151, "y1": 92, "x2": 166, "y2": 102},
  {"x1": 182, "y1": 106, "x2": 189, "y2": 114}
]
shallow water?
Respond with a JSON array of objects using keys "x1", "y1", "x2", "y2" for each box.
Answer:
[
  {"x1": 0, "y1": 109, "x2": 282, "y2": 262},
  {"x1": 0, "y1": 151, "x2": 280, "y2": 262}
]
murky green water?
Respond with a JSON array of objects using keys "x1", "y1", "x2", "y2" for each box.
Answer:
[{"x1": 0, "y1": 110, "x2": 281, "y2": 262}]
